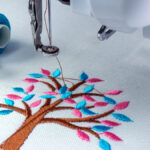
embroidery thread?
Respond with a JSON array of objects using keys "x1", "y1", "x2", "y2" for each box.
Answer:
[{"x1": 0, "y1": 68, "x2": 133, "y2": 150}]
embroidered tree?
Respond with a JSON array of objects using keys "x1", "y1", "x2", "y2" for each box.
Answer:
[{"x1": 0, "y1": 68, "x2": 133, "y2": 150}]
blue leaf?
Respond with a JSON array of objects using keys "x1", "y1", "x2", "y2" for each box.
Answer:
[
  {"x1": 59, "y1": 85, "x2": 67, "y2": 94},
  {"x1": 12, "y1": 87, "x2": 25, "y2": 93},
  {"x1": 23, "y1": 94, "x2": 35, "y2": 102},
  {"x1": 80, "y1": 72, "x2": 88, "y2": 81},
  {"x1": 5, "y1": 99, "x2": 14, "y2": 106},
  {"x1": 29, "y1": 73, "x2": 45, "y2": 78},
  {"x1": 0, "y1": 110, "x2": 14, "y2": 115},
  {"x1": 112, "y1": 113, "x2": 133, "y2": 122},
  {"x1": 104, "y1": 97, "x2": 116, "y2": 105},
  {"x1": 53, "y1": 69, "x2": 61, "y2": 78},
  {"x1": 76, "y1": 100, "x2": 86, "y2": 109},
  {"x1": 99, "y1": 139, "x2": 111, "y2": 150},
  {"x1": 40, "y1": 95, "x2": 56, "y2": 99},
  {"x1": 84, "y1": 85, "x2": 94, "y2": 93},
  {"x1": 61, "y1": 92, "x2": 72, "y2": 99},
  {"x1": 81, "y1": 108, "x2": 97, "y2": 115},
  {"x1": 92, "y1": 125, "x2": 112, "y2": 132}
]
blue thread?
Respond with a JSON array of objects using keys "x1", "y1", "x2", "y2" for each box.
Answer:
[
  {"x1": 59, "y1": 85, "x2": 67, "y2": 94},
  {"x1": 112, "y1": 113, "x2": 133, "y2": 122},
  {"x1": 99, "y1": 139, "x2": 111, "y2": 150},
  {"x1": 61, "y1": 91, "x2": 72, "y2": 99},
  {"x1": 23, "y1": 94, "x2": 35, "y2": 102},
  {"x1": 80, "y1": 72, "x2": 88, "y2": 81},
  {"x1": 0, "y1": 14, "x2": 11, "y2": 29},
  {"x1": 104, "y1": 97, "x2": 116, "y2": 105},
  {"x1": 5, "y1": 98, "x2": 14, "y2": 106},
  {"x1": 28, "y1": 73, "x2": 45, "y2": 78},
  {"x1": 12, "y1": 87, "x2": 25, "y2": 94},
  {"x1": 80, "y1": 108, "x2": 97, "y2": 115},
  {"x1": 40, "y1": 95, "x2": 56, "y2": 99},
  {"x1": 84, "y1": 85, "x2": 94, "y2": 93},
  {"x1": 53, "y1": 69, "x2": 61, "y2": 78},
  {"x1": 0, "y1": 110, "x2": 13, "y2": 115},
  {"x1": 92, "y1": 125, "x2": 112, "y2": 132},
  {"x1": 0, "y1": 14, "x2": 11, "y2": 53},
  {"x1": 76, "y1": 100, "x2": 86, "y2": 109}
]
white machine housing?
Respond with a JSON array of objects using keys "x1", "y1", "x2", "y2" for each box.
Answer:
[{"x1": 71, "y1": 0, "x2": 150, "y2": 38}]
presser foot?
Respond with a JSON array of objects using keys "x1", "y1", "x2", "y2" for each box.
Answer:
[
  {"x1": 98, "y1": 25, "x2": 116, "y2": 41},
  {"x1": 37, "y1": 45, "x2": 59, "y2": 56}
]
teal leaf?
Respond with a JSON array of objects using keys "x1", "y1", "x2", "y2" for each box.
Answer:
[
  {"x1": 81, "y1": 108, "x2": 97, "y2": 115},
  {"x1": 99, "y1": 139, "x2": 111, "y2": 150},
  {"x1": 92, "y1": 125, "x2": 112, "y2": 132},
  {"x1": 5, "y1": 99, "x2": 14, "y2": 106},
  {"x1": 40, "y1": 95, "x2": 56, "y2": 99},
  {"x1": 80, "y1": 72, "x2": 88, "y2": 81},
  {"x1": 84, "y1": 85, "x2": 94, "y2": 93},
  {"x1": 76, "y1": 100, "x2": 86, "y2": 109},
  {"x1": 53, "y1": 69, "x2": 61, "y2": 78},
  {"x1": 61, "y1": 92, "x2": 72, "y2": 99},
  {"x1": 59, "y1": 85, "x2": 67, "y2": 94},
  {"x1": 23, "y1": 94, "x2": 35, "y2": 102},
  {"x1": 29, "y1": 73, "x2": 45, "y2": 78},
  {"x1": 112, "y1": 113, "x2": 133, "y2": 122},
  {"x1": 12, "y1": 87, "x2": 25, "y2": 94},
  {"x1": 104, "y1": 97, "x2": 116, "y2": 105},
  {"x1": 0, "y1": 110, "x2": 14, "y2": 115}
]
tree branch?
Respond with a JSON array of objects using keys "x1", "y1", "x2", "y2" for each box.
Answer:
[
  {"x1": 48, "y1": 76, "x2": 61, "y2": 90},
  {"x1": 40, "y1": 118, "x2": 100, "y2": 139},
  {"x1": 22, "y1": 102, "x2": 32, "y2": 118},
  {"x1": 53, "y1": 106, "x2": 95, "y2": 111},
  {"x1": 56, "y1": 109, "x2": 114, "y2": 123},
  {"x1": 68, "y1": 81, "x2": 85, "y2": 91},
  {"x1": 0, "y1": 103, "x2": 26, "y2": 116},
  {"x1": 40, "y1": 81, "x2": 55, "y2": 91},
  {"x1": 41, "y1": 98, "x2": 51, "y2": 108},
  {"x1": 71, "y1": 93, "x2": 104, "y2": 98}
]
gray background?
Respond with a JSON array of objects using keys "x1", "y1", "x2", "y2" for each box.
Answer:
[{"x1": 0, "y1": 0, "x2": 150, "y2": 150}]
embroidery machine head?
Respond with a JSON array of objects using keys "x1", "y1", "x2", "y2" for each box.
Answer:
[
  {"x1": 28, "y1": 0, "x2": 150, "y2": 55},
  {"x1": 29, "y1": 0, "x2": 59, "y2": 56}
]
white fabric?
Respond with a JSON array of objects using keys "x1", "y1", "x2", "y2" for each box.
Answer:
[{"x1": 0, "y1": 0, "x2": 150, "y2": 150}]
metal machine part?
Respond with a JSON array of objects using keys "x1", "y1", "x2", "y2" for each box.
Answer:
[
  {"x1": 58, "y1": 0, "x2": 70, "y2": 5},
  {"x1": 28, "y1": 0, "x2": 59, "y2": 55},
  {"x1": 98, "y1": 25, "x2": 116, "y2": 41}
]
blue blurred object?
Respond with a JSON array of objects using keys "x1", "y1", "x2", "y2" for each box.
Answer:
[{"x1": 0, "y1": 13, "x2": 11, "y2": 53}]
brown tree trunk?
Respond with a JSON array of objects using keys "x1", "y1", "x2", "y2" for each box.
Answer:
[{"x1": 0, "y1": 114, "x2": 45, "y2": 150}]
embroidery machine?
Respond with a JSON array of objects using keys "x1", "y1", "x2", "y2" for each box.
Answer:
[{"x1": 28, "y1": 0, "x2": 150, "y2": 55}]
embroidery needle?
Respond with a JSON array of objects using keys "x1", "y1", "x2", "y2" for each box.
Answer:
[{"x1": 44, "y1": 0, "x2": 65, "y2": 85}]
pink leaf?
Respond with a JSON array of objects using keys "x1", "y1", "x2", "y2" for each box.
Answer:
[
  {"x1": 64, "y1": 99, "x2": 76, "y2": 104},
  {"x1": 83, "y1": 95, "x2": 96, "y2": 102},
  {"x1": 41, "y1": 68, "x2": 50, "y2": 76},
  {"x1": 30, "y1": 100, "x2": 42, "y2": 108},
  {"x1": 101, "y1": 120, "x2": 121, "y2": 127},
  {"x1": 86, "y1": 78, "x2": 104, "y2": 83},
  {"x1": 26, "y1": 85, "x2": 34, "y2": 93},
  {"x1": 94, "y1": 102, "x2": 108, "y2": 107},
  {"x1": 23, "y1": 78, "x2": 39, "y2": 83},
  {"x1": 77, "y1": 130, "x2": 90, "y2": 142},
  {"x1": 43, "y1": 91, "x2": 59, "y2": 95},
  {"x1": 73, "y1": 109, "x2": 82, "y2": 118},
  {"x1": 114, "y1": 101, "x2": 130, "y2": 110},
  {"x1": 105, "y1": 90, "x2": 123, "y2": 95},
  {"x1": 6, "y1": 94, "x2": 22, "y2": 100},
  {"x1": 101, "y1": 132, "x2": 123, "y2": 142}
]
